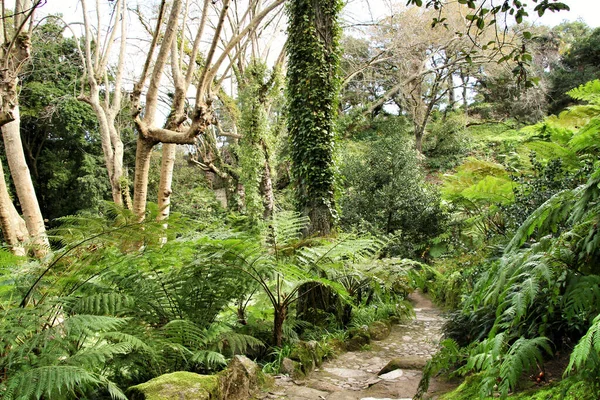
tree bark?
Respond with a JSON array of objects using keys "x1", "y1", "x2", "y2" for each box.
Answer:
[
  {"x1": 157, "y1": 144, "x2": 177, "y2": 221},
  {"x1": 2, "y1": 106, "x2": 48, "y2": 257},
  {"x1": 273, "y1": 304, "x2": 287, "y2": 347},
  {"x1": 260, "y1": 142, "x2": 275, "y2": 220},
  {"x1": 0, "y1": 159, "x2": 28, "y2": 256},
  {"x1": 132, "y1": 138, "x2": 157, "y2": 219}
]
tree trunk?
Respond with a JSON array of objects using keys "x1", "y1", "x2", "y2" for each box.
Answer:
[
  {"x1": 157, "y1": 143, "x2": 177, "y2": 221},
  {"x1": 414, "y1": 123, "x2": 424, "y2": 153},
  {"x1": 0, "y1": 159, "x2": 28, "y2": 256},
  {"x1": 287, "y1": 0, "x2": 342, "y2": 236},
  {"x1": 273, "y1": 304, "x2": 287, "y2": 347},
  {"x1": 2, "y1": 106, "x2": 48, "y2": 256},
  {"x1": 132, "y1": 137, "x2": 157, "y2": 220},
  {"x1": 260, "y1": 142, "x2": 274, "y2": 220}
]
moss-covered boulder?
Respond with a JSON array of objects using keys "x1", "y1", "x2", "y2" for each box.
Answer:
[
  {"x1": 127, "y1": 371, "x2": 219, "y2": 400},
  {"x1": 219, "y1": 355, "x2": 266, "y2": 400},
  {"x1": 127, "y1": 357, "x2": 268, "y2": 400},
  {"x1": 346, "y1": 326, "x2": 371, "y2": 351},
  {"x1": 289, "y1": 340, "x2": 325, "y2": 376},
  {"x1": 368, "y1": 320, "x2": 391, "y2": 341}
]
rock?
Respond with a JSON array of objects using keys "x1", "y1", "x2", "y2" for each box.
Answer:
[
  {"x1": 346, "y1": 326, "x2": 371, "y2": 351},
  {"x1": 368, "y1": 321, "x2": 391, "y2": 341},
  {"x1": 127, "y1": 371, "x2": 219, "y2": 400},
  {"x1": 219, "y1": 355, "x2": 265, "y2": 400},
  {"x1": 280, "y1": 357, "x2": 297, "y2": 376},
  {"x1": 379, "y1": 369, "x2": 404, "y2": 380},
  {"x1": 378, "y1": 356, "x2": 428, "y2": 375},
  {"x1": 290, "y1": 340, "x2": 327, "y2": 376}
]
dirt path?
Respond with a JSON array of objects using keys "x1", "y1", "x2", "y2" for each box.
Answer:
[{"x1": 263, "y1": 292, "x2": 456, "y2": 400}]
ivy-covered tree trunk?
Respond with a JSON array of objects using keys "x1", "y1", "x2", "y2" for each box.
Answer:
[{"x1": 286, "y1": 0, "x2": 342, "y2": 236}]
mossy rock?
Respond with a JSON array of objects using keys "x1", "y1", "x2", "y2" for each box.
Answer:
[
  {"x1": 290, "y1": 340, "x2": 323, "y2": 375},
  {"x1": 127, "y1": 371, "x2": 219, "y2": 400},
  {"x1": 378, "y1": 356, "x2": 428, "y2": 374},
  {"x1": 368, "y1": 320, "x2": 391, "y2": 341},
  {"x1": 219, "y1": 355, "x2": 266, "y2": 400},
  {"x1": 346, "y1": 326, "x2": 371, "y2": 351}
]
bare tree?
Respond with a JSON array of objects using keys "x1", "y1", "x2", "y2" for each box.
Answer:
[
  {"x1": 130, "y1": 0, "x2": 286, "y2": 220},
  {"x1": 78, "y1": 0, "x2": 131, "y2": 208}
]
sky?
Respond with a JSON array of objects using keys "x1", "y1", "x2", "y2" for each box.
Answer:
[
  {"x1": 343, "y1": 0, "x2": 600, "y2": 29},
  {"x1": 27, "y1": 0, "x2": 599, "y2": 29}
]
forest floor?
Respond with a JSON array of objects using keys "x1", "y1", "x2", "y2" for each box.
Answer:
[{"x1": 261, "y1": 292, "x2": 459, "y2": 400}]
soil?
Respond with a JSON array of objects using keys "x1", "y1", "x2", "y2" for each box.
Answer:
[{"x1": 259, "y1": 291, "x2": 459, "y2": 400}]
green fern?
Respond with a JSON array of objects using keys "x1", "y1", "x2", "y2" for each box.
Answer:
[{"x1": 567, "y1": 314, "x2": 600, "y2": 374}]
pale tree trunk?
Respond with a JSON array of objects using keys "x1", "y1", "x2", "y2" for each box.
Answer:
[
  {"x1": 157, "y1": 144, "x2": 176, "y2": 221},
  {"x1": 132, "y1": 138, "x2": 156, "y2": 220},
  {"x1": 79, "y1": 0, "x2": 128, "y2": 207},
  {"x1": 0, "y1": 159, "x2": 28, "y2": 256},
  {"x1": 260, "y1": 141, "x2": 274, "y2": 219},
  {"x1": 131, "y1": 0, "x2": 285, "y2": 220},
  {"x1": 2, "y1": 107, "x2": 48, "y2": 257},
  {"x1": 0, "y1": 0, "x2": 49, "y2": 257}
]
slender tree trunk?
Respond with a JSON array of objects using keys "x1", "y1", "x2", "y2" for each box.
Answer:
[
  {"x1": 157, "y1": 143, "x2": 177, "y2": 221},
  {"x1": 260, "y1": 143, "x2": 275, "y2": 220},
  {"x1": 273, "y1": 304, "x2": 287, "y2": 347},
  {"x1": 0, "y1": 159, "x2": 28, "y2": 256},
  {"x1": 132, "y1": 138, "x2": 157, "y2": 219},
  {"x1": 2, "y1": 106, "x2": 48, "y2": 256}
]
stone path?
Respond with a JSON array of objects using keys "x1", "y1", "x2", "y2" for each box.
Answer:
[{"x1": 262, "y1": 292, "x2": 456, "y2": 400}]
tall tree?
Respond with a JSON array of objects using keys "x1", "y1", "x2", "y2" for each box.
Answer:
[
  {"x1": 0, "y1": 0, "x2": 49, "y2": 256},
  {"x1": 287, "y1": 0, "x2": 343, "y2": 235},
  {"x1": 79, "y1": 0, "x2": 130, "y2": 208}
]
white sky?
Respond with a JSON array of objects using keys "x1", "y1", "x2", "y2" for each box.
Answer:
[
  {"x1": 343, "y1": 0, "x2": 599, "y2": 28},
  {"x1": 31, "y1": 0, "x2": 600, "y2": 29}
]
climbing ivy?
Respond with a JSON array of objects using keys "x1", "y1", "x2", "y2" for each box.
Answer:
[
  {"x1": 286, "y1": 0, "x2": 343, "y2": 235},
  {"x1": 237, "y1": 61, "x2": 281, "y2": 220}
]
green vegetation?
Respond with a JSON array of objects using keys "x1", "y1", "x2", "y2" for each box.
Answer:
[{"x1": 1, "y1": 2, "x2": 599, "y2": 400}]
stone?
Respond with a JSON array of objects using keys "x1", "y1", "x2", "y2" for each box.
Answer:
[
  {"x1": 379, "y1": 369, "x2": 404, "y2": 380},
  {"x1": 127, "y1": 371, "x2": 219, "y2": 400},
  {"x1": 378, "y1": 356, "x2": 428, "y2": 375},
  {"x1": 290, "y1": 340, "x2": 326, "y2": 375},
  {"x1": 280, "y1": 357, "x2": 297, "y2": 376},
  {"x1": 219, "y1": 355, "x2": 265, "y2": 400},
  {"x1": 368, "y1": 321, "x2": 391, "y2": 341},
  {"x1": 346, "y1": 326, "x2": 371, "y2": 351}
]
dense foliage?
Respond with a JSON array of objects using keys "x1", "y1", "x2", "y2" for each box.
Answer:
[
  {"x1": 286, "y1": 0, "x2": 343, "y2": 234},
  {"x1": 1, "y1": 2, "x2": 599, "y2": 400}
]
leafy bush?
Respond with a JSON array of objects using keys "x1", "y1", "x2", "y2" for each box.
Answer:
[{"x1": 340, "y1": 123, "x2": 446, "y2": 257}]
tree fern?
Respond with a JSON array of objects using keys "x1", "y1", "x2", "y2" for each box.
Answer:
[
  {"x1": 567, "y1": 314, "x2": 600, "y2": 374},
  {"x1": 497, "y1": 337, "x2": 552, "y2": 397}
]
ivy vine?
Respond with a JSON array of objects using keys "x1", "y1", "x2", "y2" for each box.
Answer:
[{"x1": 286, "y1": 0, "x2": 343, "y2": 234}]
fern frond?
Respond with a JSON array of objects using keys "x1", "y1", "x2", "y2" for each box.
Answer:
[
  {"x1": 567, "y1": 313, "x2": 600, "y2": 374},
  {"x1": 191, "y1": 350, "x2": 227, "y2": 369},
  {"x1": 505, "y1": 187, "x2": 581, "y2": 252},
  {"x1": 498, "y1": 337, "x2": 551, "y2": 397},
  {"x1": 567, "y1": 79, "x2": 600, "y2": 104},
  {"x1": 4, "y1": 366, "x2": 101, "y2": 400}
]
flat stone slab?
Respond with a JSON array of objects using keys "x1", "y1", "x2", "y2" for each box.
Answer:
[
  {"x1": 323, "y1": 367, "x2": 372, "y2": 379},
  {"x1": 378, "y1": 369, "x2": 404, "y2": 380}
]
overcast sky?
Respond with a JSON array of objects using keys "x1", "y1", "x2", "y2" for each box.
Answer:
[
  {"x1": 343, "y1": 0, "x2": 599, "y2": 28},
  {"x1": 31, "y1": 0, "x2": 599, "y2": 29}
]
